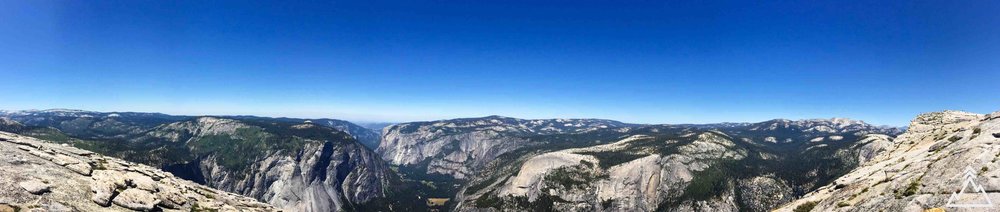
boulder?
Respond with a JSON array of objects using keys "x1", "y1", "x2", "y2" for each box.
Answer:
[
  {"x1": 156, "y1": 183, "x2": 187, "y2": 209},
  {"x1": 18, "y1": 180, "x2": 51, "y2": 194},
  {"x1": 91, "y1": 170, "x2": 127, "y2": 206},
  {"x1": 112, "y1": 188, "x2": 161, "y2": 211},
  {"x1": 50, "y1": 154, "x2": 82, "y2": 166},
  {"x1": 89, "y1": 180, "x2": 117, "y2": 206},
  {"x1": 66, "y1": 163, "x2": 92, "y2": 176},
  {"x1": 125, "y1": 172, "x2": 158, "y2": 191},
  {"x1": 92, "y1": 170, "x2": 127, "y2": 188}
]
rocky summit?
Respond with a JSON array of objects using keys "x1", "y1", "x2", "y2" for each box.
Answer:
[
  {"x1": 776, "y1": 110, "x2": 1000, "y2": 212},
  {"x1": 0, "y1": 131, "x2": 274, "y2": 212}
]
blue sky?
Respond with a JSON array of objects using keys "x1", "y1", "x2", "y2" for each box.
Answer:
[{"x1": 1, "y1": 1, "x2": 998, "y2": 126}]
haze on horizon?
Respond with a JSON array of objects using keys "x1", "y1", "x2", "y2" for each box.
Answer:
[{"x1": 2, "y1": 1, "x2": 998, "y2": 126}]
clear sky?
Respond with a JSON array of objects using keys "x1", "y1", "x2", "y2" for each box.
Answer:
[{"x1": 1, "y1": 1, "x2": 998, "y2": 126}]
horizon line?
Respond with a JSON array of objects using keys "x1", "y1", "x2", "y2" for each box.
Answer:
[{"x1": 0, "y1": 107, "x2": 920, "y2": 128}]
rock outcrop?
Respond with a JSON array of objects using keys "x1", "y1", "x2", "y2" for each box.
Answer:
[
  {"x1": 0, "y1": 132, "x2": 275, "y2": 211},
  {"x1": 18, "y1": 179, "x2": 52, "y2": 195},
  {"x1": 198, "y1": 138, "x2": 392, "y2": 211},
  {"x1": 776, "y1": 110, "x2": 1000, "y2": 212},
  {"x1": 460, "y1": 131, "x2": 750, "y2": 211}
]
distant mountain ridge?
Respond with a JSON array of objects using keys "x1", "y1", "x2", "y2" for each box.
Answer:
[
  {"x1": 0, "y1": 109, "x2": 381, "y2": 149},
  {"x1": 377, "y1": 115, "x2": 902, "y2": 211},
  {"x1": 378, "y1": 115, "x2": 635, "y2": 179},
  {"x1": 0, "y1": 108, "x2": 914, "y2": 211},
  {"x1": 378, "y1": 115, "x2": 900, "y2": 179},
  {"x1": 222, "y1": 115, "x2": 382, "y2": 149}
]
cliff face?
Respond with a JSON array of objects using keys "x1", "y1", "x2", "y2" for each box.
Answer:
[
  {"x1": 0, "y1": 131, "x2": 274, "y2": 212},
  {"x1": 196, "y1": 139, "x2": 390, "y2": 211},
  {"x1": 137, "y1": 117, "x2": 394, "y2": 211},
  {"x1": 0, "y1": 115, "x2": 396, "y2": 211},
  {"x1": 461, "y1": 132, "x2": 749, "y2": 211},
  {"x1": 776, "y1": 110, "x2": 1000, "y2": 212},
  {"x1": 378, "y1": 116, "x2": 631, "y2": 179}
]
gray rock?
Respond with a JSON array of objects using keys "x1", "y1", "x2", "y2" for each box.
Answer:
[
  {"x1": 378, "y1": 117, "x2": 629, "y2": 179},
  {"x1": 111, "y1": 188, "x2": 160, "y2": 211},
  {"x1": 463, "y1": 133, "x2": 749, "y2": 212},
  {"x1": 200, "y1": 139, "x2": 391, "y2": 211},
  {"x1": 155, "y1": 183, "x2": 187, "y2": 209},
  {"x1": 43, "y1": 201, "x2": 73, "y2": 212},
  {"x1": 92, "y1": 170, "x2": 127, "y2": 188},
  {"x1": 8, "y1": 139, "x2": 39, "y2": 148},
  {"x1": 89, "y1": 179, "x2": 117, "y2": 206},
  {"x1": 18, "y1": 179, "x2": 51, "y2": 194},
  {"x1": 66, "y1": 163, "x2": 92, "y2": 176},
  {"x1": 0, "y1": 132, "x2": 276, "y2": 211},
  {"x1": 60, "y1": 148, "x2": 94, "y2": 156},
  {"x1": 777, "y1": 110, "x2": 999, "y2": 212},
  {"x1": 855, "y1": 134, "x2": 893, "y2": 164},
  {"x1": 124, "y1": 172, "x2": 157, "y2": 192}
]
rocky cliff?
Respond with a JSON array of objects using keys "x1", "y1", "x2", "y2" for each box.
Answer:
[
  {"x1": 455, "y1": 119, "x2": 901, "y2": 211},
  {"x1": 378, "y1": 116, "x2": 631, "y2": 179},
  {"x1": 0, "y1": 114, "x2": 397, "y2": 211},
  {"x1": 0, "y1": 131, "x2": 274, "y2": 211},
  {"x1": 462, "y1": 132, "x2": 749, "y2": 211},
  {"x1": 129, "y1": 117, "x2": 395, "y2": 211},
  {"x1": 776, "y1": 110, "x2": 1000, "y2": 212}
]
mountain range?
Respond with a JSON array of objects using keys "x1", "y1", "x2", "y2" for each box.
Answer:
[{"x1": 1, "y1": 108, "x2": 994, "y2": 212}]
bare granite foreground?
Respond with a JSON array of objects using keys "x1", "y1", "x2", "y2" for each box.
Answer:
[{"x1": 0, "y1": 131, "x2": 277, "y2": 212}]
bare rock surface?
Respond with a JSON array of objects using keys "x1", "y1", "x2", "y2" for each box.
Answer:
[
  {"x1": 776, "y1": 110, "x2": 1000, "y2": 212},
  {"x1": 0, "y1": 132, "x2": 276, "y2": 212},
  {"x1": 135, "y1": 117, "x2": 392, "y2": 212},
  {"x1": 112, "y1": 189, "x2": 160, "y2": 211},
  {"x1": 18, "y1": 179, "x2": 51, "y2": 194},
  {"x1": 461, "y1": 132, "x2": 749, "y2": 211}
]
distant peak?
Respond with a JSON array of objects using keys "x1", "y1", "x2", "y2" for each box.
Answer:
[
  {"x1": 194, "y1": 116, "x2": 239, "y2": 124},
  {"x1": 912, "y1": 110, "x2": 983, "y2": 126},
  {"x1": 38, "y1": 108, "x2": 91, "y2": 113},
  {"x1": 769, "y1": 118, "x2": 792, "y2": 122}
]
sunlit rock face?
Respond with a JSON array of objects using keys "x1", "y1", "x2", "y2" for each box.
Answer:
[
  {"x1": 378, "y1": 116, "x2": 631, "y2": 179},
  {"x1": 0, "y1": 112, "x2": 396, "y2": 212},
  {"x1": 455, "y1": 120, "x2": 899, "y2": 212},
  {"x1": 777, "y1": 110, "x2": 1000, "y2": 212},
  {"x1": 0, "y1": 132, "x2": 275, "y2": 211}
]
